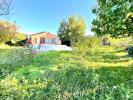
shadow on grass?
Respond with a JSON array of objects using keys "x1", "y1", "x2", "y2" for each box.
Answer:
[
  {"x1": 108, "y1": 49, "x2": 125, "y2": 54},
  {"x1": 96, "y1": 65, "x2": 133, "y2": 87},
  {"x1": 100, "y1": 52, "x2": 132, "y2": 63}
]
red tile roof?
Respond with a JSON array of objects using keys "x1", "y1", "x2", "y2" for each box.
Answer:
[
  {"x1": 30, "y1": 32, "x2": 57, "y2": 38},
  {"x1": 46, "y1": 33, "x2": 57, "y2": 38}
]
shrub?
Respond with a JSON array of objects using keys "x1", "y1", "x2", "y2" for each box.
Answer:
[
  {"x1": 101, "y1": 35, "x2": 111, "y2": 46},
  {"x1": 6, "y1": 33, "x2": 27, "y2": 46},
  {"x1": 0, "y1": 48, "x2": 32, "y2": 78},
  {"x1": 0, "y1": 44, "x2": 10, "y2": 49},
  {"x1": 76, "y1": 36, "x2": 100, "y2": 52},
  {"x1": 128, "y1": 46, "x2": 133, "y2": 56}
]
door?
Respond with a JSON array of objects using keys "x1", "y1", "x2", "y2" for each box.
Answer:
[{"x1": 40, "y1": 38, "x2": 45, "y2": 44}]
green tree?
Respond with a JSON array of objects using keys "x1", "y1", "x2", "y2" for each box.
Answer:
[
  {"x1": 0, "y1": 20, "x2": 18, "y2": 43},
  {"x1": 58, "y1": 16, "x2": 86, "y2": 46},
  {"x1": 57, "y1": 19, "x2": 69, "y2": 42},
  {"x1": 7, "y1": 32, "x2": 27, "y2": 46},
  {"x1": 15, "y1": 32, "x2": 27, "y2": 41},
  {"x1": 91, "y1": 0, "x2": 133, "y2": 37},
  {"x1": 126, "y1": 13, "x2": 133, "y2": 35}
]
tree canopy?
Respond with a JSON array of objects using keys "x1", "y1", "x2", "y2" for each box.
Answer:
[
  {"x1": 0, "y1": 20, "x2": 18, "y2": 43},
  {"x1": 58, "y1": 16, "x2": 86, "y2": 46},
  {"x1": 91, "y1": 0, "x2": 133, "y2": 37}
]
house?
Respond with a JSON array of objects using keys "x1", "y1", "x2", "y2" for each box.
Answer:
[{"x1": 28, "y1": 32, "x2": 61, "y2": 45}]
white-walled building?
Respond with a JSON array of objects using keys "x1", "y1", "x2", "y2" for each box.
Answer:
[{"x1": 28, "y1": 32, "x2": 61, "y2": 45}]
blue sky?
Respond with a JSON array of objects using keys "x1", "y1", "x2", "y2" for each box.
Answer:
[{"x1": 1, "y1": 0, "x2": 97, "y2": 35}]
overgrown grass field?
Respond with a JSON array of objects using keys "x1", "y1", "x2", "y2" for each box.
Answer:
[{"x1": 0, "y1": 46, "x2": 133, "y2": 99}]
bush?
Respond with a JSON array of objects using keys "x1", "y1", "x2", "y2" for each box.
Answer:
[
  {"x1": 76, "y1": 36, "x2": 100, "y2": 52},
  {"x1": 0, "y1": 48, "x2": 32, "y2": 78},
  {"x1": 128, "y1": 46, "x2": 133, "y2": 56},
  {"x1": 0, "y1": 44, "x2": 10, "y2": 49},
  {"x1": 6, "y1": 39, "x2": 27, "y2": 46},
  {"x1": 101, "y1": 35, "x2": 111, "y2": 46}
]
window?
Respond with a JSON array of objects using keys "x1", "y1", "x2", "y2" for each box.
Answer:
[{"x1": 51, "y1": 38, "x2": 56, "y2": 43}]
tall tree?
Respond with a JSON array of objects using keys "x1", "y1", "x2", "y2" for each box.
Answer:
[
  {"x1": 0, "y1": 20, "x2": 17, "y2": 43},
  {"x1": 91, "y1": 0, "x2": 133, "y2": 37},
  {"x1": 58, "y1": 16, "x2": 86, "y2": 46},
  {"x1": 0, "y1": 0, "x2": 13, "y2": 16},
  {"x1": 57, "y1": 19, "x2": 69, "y2": 42}
]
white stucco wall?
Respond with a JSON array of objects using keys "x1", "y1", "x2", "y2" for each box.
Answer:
[
  {"x1": 45, "y1": 37, "x2": 61, "y2": 45},
  {"x1": 55, "y1": 37, "x2": 61, "y2": 45}
]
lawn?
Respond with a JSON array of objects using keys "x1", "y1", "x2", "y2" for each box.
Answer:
[{"x1": 0, "y1": 46, "x2": 133, "y2": 99}]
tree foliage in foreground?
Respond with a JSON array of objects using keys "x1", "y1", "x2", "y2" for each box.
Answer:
[
  {"x1": 0, "y1": 20, "x2": 18, "y2": 43},
  {"x1": 58, "y1": 16, "x2": 86, "y2": 46},
  {"x1": 92, "y1": 0, "x2": 133, "y2": 37}
]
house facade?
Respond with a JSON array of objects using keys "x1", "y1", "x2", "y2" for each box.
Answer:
[{"x1": 29, "y1": 32, "x2": 61, "y2": 45}]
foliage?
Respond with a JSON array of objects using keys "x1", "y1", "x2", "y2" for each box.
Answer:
[
  {"x1": 0, "y1": 47, "x2": 32, "y2": 79},
  {"x1": 0, "y1": 43, "x2": 10, "y2": 49},
  {"x1": 101, "y1": 35, "x2": 111, "y2": 46},
  {"x1": 126, "y1": 13, "x2": 133, "y2": 35},
  {"x1": 14, "y1": 33, "x2": 27, "y2": 42},
  {"x1": 92, "y1": 0, "x2": 133, "y2": 37},
  {"x1": 110, "y1": 37, "x2": 132, "y2": 48},
  {"x1": 0, "y1": 20, "x2": 18, "y2": 43},
  {"x1": 0, "y1": 45, "x2": 133, "y2": 99},
  {"x1": 57, "y1": 19, "x2": 68, "y2": 42},
  {"x1": 58, "y1": 16, "x2": 86, "y2": 46},
  {"x1": 76, "y1": 36, "x2": 100, "y2": 53},
  {"x1": 6, "y1": 33, "x2": 27, "y2": 46}
]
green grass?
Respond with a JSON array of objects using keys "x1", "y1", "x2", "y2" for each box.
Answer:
[
  {"x1": 0, "y1": 48, "x2": 32, "y2": 79},
  {"x1": 0, "y1": 46, "x2": 133, "y2": 99}
]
